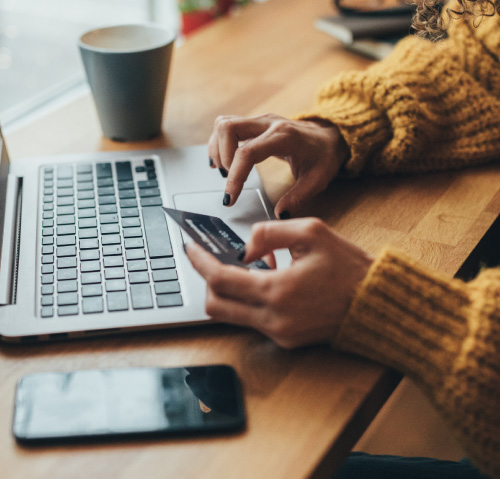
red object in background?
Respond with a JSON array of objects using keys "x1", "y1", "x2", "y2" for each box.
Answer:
[
  {"x1": 181, "y1": 9, "x2": 216, "y2": 35},
  {"x1": 180, "y1": 0, "x2": 236, "y2": 36},
  {"x1": 217, "y1": 0, "x2": 235, "y2": 15}
]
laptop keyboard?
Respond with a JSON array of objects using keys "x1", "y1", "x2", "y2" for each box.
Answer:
[{"x1": 39, "y1": 157, "x2": 183, "y2": 318}]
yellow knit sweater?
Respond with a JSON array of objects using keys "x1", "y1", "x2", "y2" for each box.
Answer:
[{"x1": 299, "y1": 10, "x2": 500, "y2": 479}]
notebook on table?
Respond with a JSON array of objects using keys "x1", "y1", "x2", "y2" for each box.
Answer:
[{"x1": 0, "y1": 126, "x2": 283, "y2": 343}]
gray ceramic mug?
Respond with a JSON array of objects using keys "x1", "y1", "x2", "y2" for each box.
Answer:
[{"x1": 78, "y1": 24, "x2": 176, "y2": 142}]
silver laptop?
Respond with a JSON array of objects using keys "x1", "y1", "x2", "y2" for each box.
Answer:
[{"x1": 0, "y1": 126, "x2": 280, "y2": 342}]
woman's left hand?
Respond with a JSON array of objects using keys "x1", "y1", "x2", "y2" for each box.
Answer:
[{"x1": 186, "y1": 218, "x2": 373, "y2": 349}]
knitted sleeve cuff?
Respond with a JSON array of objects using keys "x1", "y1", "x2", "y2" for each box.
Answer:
[{"x1": 332, "y1": 247, "x2": 471, "y2": 386}]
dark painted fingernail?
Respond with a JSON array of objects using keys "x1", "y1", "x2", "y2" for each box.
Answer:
[
  {"x1": 279, "y1": 211, "x2": 290, "y2": 220},
  {"x1": 237, "y1": 248, "x2": 246, "y2": 261},
  {"x1": 219, "y1": 168, "x2": 228, "y2": 178},
  {"x1": 209, "y1": 157, "x2": 214, "y2": 167},
  {"x1": 223, "y1": 192, "x2": 231, "y2": 206}
]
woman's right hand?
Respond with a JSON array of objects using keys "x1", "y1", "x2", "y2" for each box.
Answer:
[{"x1": 208, "y1": 114, "x2": 350, "y2": 219}]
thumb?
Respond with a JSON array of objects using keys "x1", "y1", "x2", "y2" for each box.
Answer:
[
  {"x1": 274, "y1": 174, "x2": 325, "y2": 220},
  {"x1": 243, "y1": 218, "x2": 319, "y2": 263}
]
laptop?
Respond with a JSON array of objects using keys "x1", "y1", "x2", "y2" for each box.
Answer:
[{"x1": 0, "y1": 126, "x2": 282, "y2": 343}]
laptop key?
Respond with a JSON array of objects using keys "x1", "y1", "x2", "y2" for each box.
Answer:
[
  {"x1": 101, "y1": 224, "x2": 120, "y2": 234},
  {"x1": 103, "y1": 256, "x2": 124, "y2": 268},
  {"x1": 57, "y1": 280, "x2": 77, "y2": 293},
  {"x1": 57, "y1": 225, "x2": 76, "y2": 235},
  {"x1": 43, "y1": 211, "x2": 54, "y2": 220},
  {"x1": 118, "y1": 190, "x2": 136, "y2": 200},
  {"x1": 58, "y1": 305, "x2": 79, "y2": 316},
  {"x1": 124, "y1": 238, "x2": 144, "y2": 249},
  {"x1": 81, "y1": 260, "x2": 100, "y2": 272},
  {"x1": 127, "y1": 260, "x2": 148, "y2": 272},
  {"x1": 153, "y1": 270, "x2": 178, "y2": 282},
  {"x1": 142, "y1": 206, "x2": 173, "y2": 258},
  {"x1": 79, "y1": 217, "x2": 97, "y2": 228},
  {"x1": 77, "y1": 173, "x2": 93, "y2": 183},
  {"x1": 154, "y1": 281, "x2": 181, "y2": 295},
  {"x1": 57, "y1": 179, "x2": 72, "y2": 188},
  {"x1": 141, "y1": 197, "x2": 162, "y2": 207},
  {"x1": 57, "y1": 215, "x2": 75, "y2": 225},
  {"x1": 42, "y1": 227, "x2": 54, "y2": 236},
  {"x1": 125, "y1": 249, "x2": 145, "y2": 260},
  {"x1": 98, "y1": 195, "x2": 116, "y2": 205},
  {"x1": 122, "y1": 217, "x2": 141, "y2": 228},
  {"x1": 123, "y1": 227, "x2": 142, "y2": 238},
  {"x1": 57, "y1": 269, "x2": 77, "y2": 281},
  {"x1": 79, "y1": 229, "x2": 98, "y2": 239},
  {"x1": 56, "y1": 236, "x2": 76, "y2": 247},
  {"x1": 138, "y1": 179, "x2": 158, "y2": 189},
  {"x1": 57, "y1": 187, "x2": 74, "y2": 197},
  {"x1": 150, "y1": 258, "x2": 175, "y2": 270},
  {"x1": 42, "y1": 237, "x2": 54, "y2": 245},
  {"x1": 42, "y1": 254, "x2": 54, "y2": 264},
  {"x1": 41, "y1": 264, "x2": 54, "y2": 274},
  {"x1": 57, "y1": 205, "x2": 75, "y2": 215},
  {"x1": 98, "y1": 186, "x2": 114, "y2": 196},
  {"x1": 103, "y1": 245, "x2": 122, "y2": 256},
  {"x1": 41, "y1": 284, "x2": 54, "y2": 295},
  {"x1": 102, "y1": 234, "x2": 121, "y2": 245},
  {"x1": 139, "y1": 188, "x2": 160, "y2": 198},
  {"x1": 81, "y1": 272, "x2": 102, "y2": 284},
  {"x1": 77, "y1": 190, "x2": 95, "y2": 200},
  {"x1": 96, "y1": 163, "x2": 112, "y2": 178},
  {"x1": 57, "y1": 292, "x2": 78, "y2": 306},
  {"x1": 79, "y1": 238, "x2": 99, "y2": 249},
  {"x1": 157, "y1": 293, "x2": 183, "y2": 308},
  {"x1": 130, "y1": 283, "x2": 153, "y2": 309},
  {"x1": 106, "y1": 279, "x2": 126, "y2": 291},
  {"x1": 117, "y1": 180, "x2": 134, "y2": 190},
  {"x1": 77, "y1": 181, "x2": 94, "y2": 191},
  {"x1": 129, "y1": 272, "x2": 149, "y2": 284},
  {"x1": 76, "y1": 164, "x2": 92, "y2": 174},
  {"x1": 57, "y1": 165, "x2": 73, "y2": 179},
  {"x1": 80, "y1": 249, "x2": 100, "y2": 261},
  {"x1": 41, "y1": 306, "x2": 54, "y2": 318},
  {"x1": 120, "y1": 207, "x2": 139, "y2": 218},
  {"x1": 42, "y1": 245, "x2": 54, "y2": 255},
  {"x1": 115, "y1": 161, "x2": 133, "y2": 181},
  {"x1": 42, "y1": 219, "x2": 54, "y2": 228},
  {"x1": 57, "y1": 196, "x2": 74, "y2": 206},
  {"x1": 56, "y1": 246, "x2": 76, "y2": 257},
  {"x1": 82, "y1": 296, "x2": 104, "y2": 314},
  {"x1": 78, "y1": 208, "x2": 97, "y2": 218},
  {"x1": 81, "y1": 283, "x2": 103, "y2": 297},
  {"x1": 41, "y1": 295, "x2": 54, "y2": 306},
  {"x1": 106, "y1": 291, "x2": 129, "y2": 311},
  {"x1": 105, "y1": 268, "x2": 125, "y2": 280},
  {"x1": 97, "y1": 177, "x2": 114, "y2": 187},
  {"x1": 78, "y1": 199, "x2": 96, "y2": 209},
  {"x1": 57, "y1": 257, "x2": 77, "y2": 268},
  {"x1": 99, "y1": 205, "x2": 117, "y2": 215},
  {"x1": 100, "y1": 213, "x2": 119, "y2": 224},
  {"x1": 119, "y1": 198, "x2": 137, "y2": 208}
]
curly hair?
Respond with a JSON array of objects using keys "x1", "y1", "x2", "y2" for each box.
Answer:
[{"x1": 412, "y1": 0, "x2": 500, "y2": 39}]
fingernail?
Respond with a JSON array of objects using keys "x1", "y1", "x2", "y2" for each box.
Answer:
[
  {"x1": 219, "y1": 168, "x2": 228, "y2": 178},
  {"x1": 237, "y1": 248, "x2": 246, "y2": 261},
  {"x1": 209, "y1": 157, "x2": 214, "y2": 167},
  {"x1": 279, "y1": 211, "x2": 290, "y2": 220},
  {"x1": 223, "y1": 192, "x2": 231, "y2": 206}
]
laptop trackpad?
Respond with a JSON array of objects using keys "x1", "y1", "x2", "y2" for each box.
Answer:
[{"x1": 173, "y1": 189, "x2": 271, "y2": 242}]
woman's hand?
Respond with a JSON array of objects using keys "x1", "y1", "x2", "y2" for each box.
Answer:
[
  {"x1": 208, "y1": 114, "x2": 350, "y2": 219},
  {"x1": 186, "y1": 218, "x2": 372, "y2": 349}
]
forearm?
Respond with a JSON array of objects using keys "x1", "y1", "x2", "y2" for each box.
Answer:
[
  {"x1": 298, "y1": 17, "x2": 500, "y2": 177},
  {"x1": 334, "y1": 248, "x2": 500, "y2": 477}
]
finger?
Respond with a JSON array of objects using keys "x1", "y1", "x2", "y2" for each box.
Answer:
[
  {"x1": 208, "y1": 130, "x2": 220, "y2": 168},
  {"x1": 274, "y1": 172, "x2": 328, "y2": 219},
  {"x1": 186, "y1": 242, "x2": 272, "y2": 303},
  {"x1": 215, "y1": 116, "x2": 273, "y2": 172},
  {"x1": 243, "y1": 218, "x2": 325, "y2": 263},
  {"x1": 223, "y1": 131, "x2": 295, "y2": 207},
  {"x1": 205, "y1": 288, "x2": 263, "y2": 327}
]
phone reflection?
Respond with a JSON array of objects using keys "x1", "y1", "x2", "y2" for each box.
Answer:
[{"x1": 13, "y1": 366, "x2": 244, "y2": 442}]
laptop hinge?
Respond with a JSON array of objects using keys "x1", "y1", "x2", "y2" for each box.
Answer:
[{"x1": 0, "y1": 175, "x2": 22, "y2": 305}]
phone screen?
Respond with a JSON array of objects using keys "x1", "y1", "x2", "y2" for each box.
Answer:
[{"x1": 13, "y1": 365, "x2": 245, "y2": 443}]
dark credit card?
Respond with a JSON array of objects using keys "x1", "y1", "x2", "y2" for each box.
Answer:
[{"x1": 163, "y1": 207, "x2": 269, "y2": 270}]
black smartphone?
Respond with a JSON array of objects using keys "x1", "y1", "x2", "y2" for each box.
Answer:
[{"x1": 12, "y1": 365, "x2": 245, "y2": 444}]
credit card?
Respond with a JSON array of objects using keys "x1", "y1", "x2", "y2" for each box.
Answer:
[{"x1": 163, "y1": 207, "x2": 270, "y2": 270}]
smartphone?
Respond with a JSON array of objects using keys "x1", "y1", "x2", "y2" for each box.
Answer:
[{"x1": 12, "y1": 365, "x2": 245, "y2": 444}]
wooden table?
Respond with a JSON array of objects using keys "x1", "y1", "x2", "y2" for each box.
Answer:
[{"x1": 3, "y1": 0, "x2": 500, "y2": 478}]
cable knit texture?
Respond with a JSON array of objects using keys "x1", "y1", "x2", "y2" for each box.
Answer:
[{"x1": 295, "y1": 6, "x2": 500, "y2": 478}]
